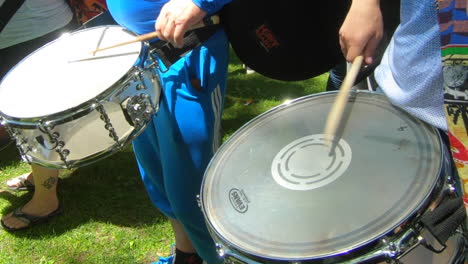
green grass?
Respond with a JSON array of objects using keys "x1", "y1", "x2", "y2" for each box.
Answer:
[{"x1": 0, "y1": 49, "x2": 327, "y2": 264}]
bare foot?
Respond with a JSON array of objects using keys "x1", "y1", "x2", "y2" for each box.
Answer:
[{"x1": 6, "y1": 172, "x2": 34, "y2": 191}]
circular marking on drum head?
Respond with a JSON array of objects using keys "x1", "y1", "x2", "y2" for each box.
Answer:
[{"x1": 271, "y1": 134, "x2": 352, "y2": 190}]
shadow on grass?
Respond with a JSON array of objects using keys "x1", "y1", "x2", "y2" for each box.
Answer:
[
  {"x1": 0, "y1": 143, "x2": 23, "y2": 168},
  {"x1": 0, "y1": 146, "x2": 165, "y2": 238},
  {"x1": 223, "y1": 73, "x2": 326, "y2": 135},
  {"x1": 225, "y1": 47, "x2": 327, "y2": 132}
]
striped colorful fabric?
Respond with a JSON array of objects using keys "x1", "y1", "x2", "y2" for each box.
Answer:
[{"x1": 438, "y1": 0, "x2": 468, "y2": 207}]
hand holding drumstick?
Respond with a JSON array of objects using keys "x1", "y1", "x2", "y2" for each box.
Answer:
[
  {"x1": 325, "y1": 0, "x2": 382, "y2": 151},
  {"x1": 91, "y1": 14, "x2": 220, "y2": 54}
]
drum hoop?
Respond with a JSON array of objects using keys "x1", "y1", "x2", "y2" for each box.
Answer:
[
  {"x1": 0, "y1": 25, "x2": 148, "y2": 126},
  {"x1": 201, "y1": 90, "x2": 447, "y2": 261}
]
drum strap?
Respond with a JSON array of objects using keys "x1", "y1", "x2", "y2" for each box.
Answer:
[
  {"x1": 420, "y1": 196, "x2": 466, "y2": 247},
  {"x1": 150, "y1": 24, "x2": 221, "y2": 70},
  {"x1": 0, "y1": 0, "x2": 26, "y2": 33}
]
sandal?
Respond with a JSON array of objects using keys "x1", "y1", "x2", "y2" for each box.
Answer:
[
  {"x1": 0, "y1": 204, "x2": 63, "y2": 232},
  {"x1": 7, "y1": 173, "x2": 35, "y2": 192}
]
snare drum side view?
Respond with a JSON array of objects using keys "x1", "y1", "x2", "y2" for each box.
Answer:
[
  {"x1": 0, "y1": 26, "x2": 161, "y2": 169},
  {"x1": 200, "y1": 91, "x2": 467, "y2": 264}
]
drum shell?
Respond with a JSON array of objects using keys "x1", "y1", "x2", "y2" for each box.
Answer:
[
  {"x1": 0, "y1": 26, "x2": 162, "y2": 169},
  {"x1": 199, "y1": 91, "x2": 466, "y2": 263}
]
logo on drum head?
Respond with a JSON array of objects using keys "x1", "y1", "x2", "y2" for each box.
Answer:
[
  {"x1": 271, "y1": 134, "x2": 352, "y2": 191},
  {"x1": 229, "y1": 188, "x2": 249, "y2": 213}
]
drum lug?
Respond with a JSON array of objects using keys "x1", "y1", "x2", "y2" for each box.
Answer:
[
  {"x1": 196, "y1": 194, "x2": 201, "y2": 208},
  {"x1": 38, "y1": 121, "x2": 71, "y2": 168},
  {"x1": 147, "y1": 50, "x2": 169, "y2": 73},
  {"x1": 121, "y1": 94, "x2": 155, "y2": 128},
  {"x1": 346, "y1": 229, "x2": 420, "y2": 263},
  {"x1": 135, "y1": 71, "x2": 147, "y2": 91},
  {"x1": 380, "y1": 238, "x2": 399, "y2": 259},
  {"x1": 94, "y1": 102, "x2": 122, "y2": 146},
  {"x1": 216, "y1": 244, "x2": 260, "y2": 264},
  {"x1": 12, "y1": 129, "x2": 33, "y2": 163},
  {"x1": 447, "y1": 184, "x2": 456, "y2": 194}
]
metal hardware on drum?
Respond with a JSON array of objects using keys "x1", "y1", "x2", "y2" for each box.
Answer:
[
  {"x1": 37, "y1": 120, "x2": 71, "y2": 167},
  {"x1": 148, "y1": 50, "x2": 170, "y2": 73},
  {"x1": 95, "y1": 101, "x2": 121, "y2": 145},
  {"x1": 2, "y1": 119, "x2": 33, "y2": 163},
  {"x1": 121, "y1": 93, "x2": 155, "y2": 127}
]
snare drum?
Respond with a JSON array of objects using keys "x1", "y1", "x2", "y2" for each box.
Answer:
[
  {"x1": 0, "y1": 26, "x2": 161, "y2": 169},
  {"x1": 200, "y1": 91, "x2": 466, "y2": 263}
]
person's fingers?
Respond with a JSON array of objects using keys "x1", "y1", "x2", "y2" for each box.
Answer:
[
  {"x1": 345, "y1": 44, "x2": 363, "y2": 63},
  {"x1": 339, "y1": 36, "x2": 348, "y2": 59},
  {"x1": 172, "y1": 18, "x2": 190, "y2": 47},
  {"x1": 155, "y1": 0, "x2": 206, "y2": 47},
  {"x1": 155, "y1": 10, "x2": 169, "y2": 41},
  {"x1": 365, "y1": 30, "x2": 383, "y2": 64},
  {"x1": 363, "y1": 39, "x2": 378, "y2": 65},
  {"x1": 173, "y1": 5, "x2": 206, "y2": 47},
  {"x1": 172, "y1": 8, "x2": 195, "y2": 47},
  {"x1": 163, "y1": 18, "x2": 177, "y2": 43}
]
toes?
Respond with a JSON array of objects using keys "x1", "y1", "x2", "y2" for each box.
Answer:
[
  {"x1": 6, "y1": 172, "x2": 34, "y2": 188},
  {"x1": 6, "y1": 178, "x2": 21, "y2": 188},
  {"x1": 2, "y1": 213, "x2": 28, "y2": 230}
]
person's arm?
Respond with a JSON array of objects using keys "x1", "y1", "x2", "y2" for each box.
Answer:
[
  {"x1": 339, "y1": 0, "x2": 383, "y2": 64},
  {"x1": 155, "y1": 0, "x2": 232, "y2": 48}
]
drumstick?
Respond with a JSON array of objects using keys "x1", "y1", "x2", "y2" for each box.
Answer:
[
  {"x1": 323, "y1": 55, "x2": 364, "y2": 149},
  {"x1": 90, "y1": 15, "x2": 220, "y2": 54}
]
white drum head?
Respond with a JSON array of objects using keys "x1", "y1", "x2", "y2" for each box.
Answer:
[
  {"x1": 202, "y1": 92, "x2": 443, "y2": 260},
  {"x1": 0, "y1": 26, "x2": 142, "y2": 118}
]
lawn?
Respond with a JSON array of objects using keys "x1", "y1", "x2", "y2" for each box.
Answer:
[{"x1": 0, "y1": 49, "x2": 327, "y2": 264}]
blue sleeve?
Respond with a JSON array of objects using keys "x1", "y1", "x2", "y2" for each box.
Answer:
[{"x1": 191, "y1": 0, "x2": 233, "y2": 15}]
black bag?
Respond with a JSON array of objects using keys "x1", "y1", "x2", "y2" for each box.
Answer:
[{"x1": 220, "y1": 0, "x2": 351, "y2": 81}]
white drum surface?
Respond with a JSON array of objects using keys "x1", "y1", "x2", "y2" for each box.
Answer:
[
  {"x1": 0, "y1": 26, "x2": 141, "y2": 118},
  {"x1": 202, "y1": 92, "x2": 443, "y2": 260}
]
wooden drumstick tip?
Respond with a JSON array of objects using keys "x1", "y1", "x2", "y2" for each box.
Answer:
[{"x1": 323, "y1": 55, "x2": 364, "y2": 151}]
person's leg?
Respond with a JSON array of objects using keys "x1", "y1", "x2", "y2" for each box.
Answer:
[
  {"x1": 326, "y1": 62, "x2": 347, "y2": 91},
  {"x1": 1, "y1": 164, "x2": 60, "y2": 230},
  {"x1": 132, "y1": 30, "x2": 228, "y2": 264},
  {"x1": 170, "y1": 219, "x2": 196, "y2": 253},
  {"x1": 156, "y1": 30, "x2": 229, "y2": 264},
  {"x1": 133, "y1": 110, "x2": 204, "y2": 264}
]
